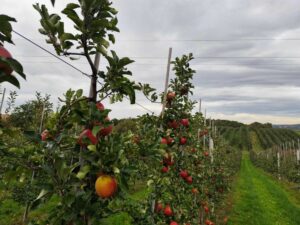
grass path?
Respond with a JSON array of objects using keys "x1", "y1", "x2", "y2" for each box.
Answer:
[{"x1": 228, "y1": 152, "x2": 300, "y2": 225}]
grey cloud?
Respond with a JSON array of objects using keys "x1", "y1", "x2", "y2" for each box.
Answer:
[{"x1": 1, "y1": 0, "x2": 300, "y2": 123}]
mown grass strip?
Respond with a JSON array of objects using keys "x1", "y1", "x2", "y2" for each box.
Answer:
[{"x1": 229, "y1": 152, "x2": 300, "y2": 225}]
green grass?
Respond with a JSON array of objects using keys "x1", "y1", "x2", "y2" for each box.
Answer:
[
  {"x1": 0, "y1": 199, "x2": 23, "y2": 225},
  {"x1": 229, "y1": 152, "x2": 300, "y2": 225}
]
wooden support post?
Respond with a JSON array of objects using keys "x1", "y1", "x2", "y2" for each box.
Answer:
[
  {"x1": 89, "y1": 52, "x2": 100, "y2": 101},
  {"x1": 203, "y1": 109, "x2": 206, "y2": 149},
  {"x1": 209, "y1": 136, "x2": 214, "y2": 164},
  {"x1": 297, "y1": 139, "x2": 300, "y2": 165},
  {"x1": 0, "y1": 87, "x2": 6, "y2": 115},
  {"x1": 161, "y1": 47, "x2": 173, "y2": 117},
  {"x1": 39, "y1": 102, "x2": 46, "y2": 133},
  {"x1": 277, "y1": 150, "x2": 281, "y2": 180},
  {"x1": 199, "y1": 99, "x2": 202, "y2": 113},
  {"x1": 204, "y1": 109, "x2": 206, "y2": 126}
]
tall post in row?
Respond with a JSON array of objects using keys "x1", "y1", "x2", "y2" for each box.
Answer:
[
  {"x1": 297, "y1": 139, "x2": 300, "y2": 165},
  {"x1": 197, "y1": 99, "x2": 201, "y2": 142},
  {"x1": 203, "y1": 109, "x2": 206, "y2": 149},
  {"x1": 277, "y1": 148, "x2": 281, "y2": 180},
  {"x1": 161, "y1": 47, "x2": 173, "y2": 118},
  {"x1": 0, "y1": 87, "x2": 6, "y2": 115},
  {"x1": 199, "y1": 99, "x2": 202, "y2": 113},
  {"x1": 209, "y1": 135, "x2": 214, "y2": 164},
  {"x1": 39, "y1": 102, "x2": 46, "y2": 133}
]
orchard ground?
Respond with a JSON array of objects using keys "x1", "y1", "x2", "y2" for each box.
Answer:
[{"x1": 228, "y1": 152, "x2": 300, "y2": 225}]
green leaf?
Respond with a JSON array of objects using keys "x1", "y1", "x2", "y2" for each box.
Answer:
[
  {"x1": 38, "y1": 28, "x2": 48, "y2": 35},
  {"x1": 119, "y1": 57, "x2": 134, "y2": 67},
  {"x1": 92, "y1": 125, "x2": 101, "y2": 136},
  {"x1": 108, "y1": 34, "x2": 115, "y2": 44},
  {"x1": 75, "y1": 89, "x2": 83, "y2": 97},
  {"x1": 96, "y1": 45, "x2": 107, "y2": 56},
  {"x1": 76, "y1": 165, "x2": 90, "y2": 180},
  {"x1": 113, "y1": 167, "x2": 120, "y2": 174},
  {"x1": 6, "y1": 58, "x2": 26, "y2": 79},
  {"x1": 60, "y1": 33, "x2": 76, "y2": 42},
  {"x1": 64, "y1": 194, "x2": 75, "y2": 207},
  {"x1": 31, "y1": 189, "x2": 51, "y2": 210},
  {"x1": 62, "y1": 8, "x2": 83, "y2": 29},
  {"x1": 36, "y1": 189, "x2": 49, "y2": 201},
  {"x1": 0, "y1": 14, "x2": 16, "y2": 23},
  {"x1": 56, "y1": 22, "x2": 64, "y2": 36},
  {"x1": 49, "y1": 14, "x2": 61, "y2": 25},
  {"x1": 0, "y1": 15, "x2": 16, "y2": 43},
  {"x1": 0, "y1": 73, "x2": 20, "y2": 88},
  {"x1": 87, "y1": 145, "x2": 96, "y2": 152},
  {"x1": 91, "y1": 19, "x2": 109, "y2": 28},
  {"x1": 65, "y1": 3, "x2": 80, "y2": 10}
]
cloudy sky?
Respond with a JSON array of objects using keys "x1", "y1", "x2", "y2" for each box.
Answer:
[{"x1": 1, "y1": 0, "x2": 300, "y2": 124}]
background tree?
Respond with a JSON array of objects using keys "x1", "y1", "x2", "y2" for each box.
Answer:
[{"x1": 9, "y1": 92, "x2": 53, "y2": 131}]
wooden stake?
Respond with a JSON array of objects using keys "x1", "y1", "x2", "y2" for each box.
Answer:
[
  {"x1": 0, "y1": 87, "x2": 6, "y2": 115},
  {"x1": 204, "y1": 109, "x2": 207, "y2": 126},
  {"x1": 161, "y1": 47, "x2": 173, "y2": 117},
  {"x1": 297, "y1": 139, "x2": 300, "y2": 165},
  {"x1": 39, "y1": 102, "x2": 46, "y2": 133},
  {"x1": 277, "y1": 151, "x2": 281, "y2": 180},
  {"x1": 89, "y1": 53, "x2": 100, "y2": 101},
  {"x1": 199, "y1": 99, "x2": 202, "y2": 113},
  {"x1": 209, "y1": 137, "x2": 214, "y2": 163},
  {"x1": 203, "y1": 109, "x2": 206, "y2": 149}
]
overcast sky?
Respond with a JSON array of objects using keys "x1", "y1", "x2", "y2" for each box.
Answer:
[{"x1": 1, "y1": 0, "x2": 300, "y2": 124}]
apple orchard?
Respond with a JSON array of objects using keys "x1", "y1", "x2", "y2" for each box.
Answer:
[{"x1": 0, "y1": 1, "x2": 241, "y2": 225}]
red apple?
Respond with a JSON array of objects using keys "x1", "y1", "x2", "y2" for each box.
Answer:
[
  {"x1": 180, "y1": 118, "x2": 189, "y2": 127},
  {"x1": 163, "y1": 153, "x2": 174, "y2": 166},
  {"x1": 166, "y1": 92, "x2": 176, "y2": 101},
  {"x1": 192, "y1": 188, "x2": 198, "y2": 194},
  {"x1": 99, "y1": 125, "x2": 113, "y2": 136},
  {"x1": 155, "y1": 202, "x2": 163, "y2": 213},
  {"x1": 98, "y1": 116, "x2": 113, "y2": 136},
  {"x1": 41, "y1": 129, "x2": 49, "y2": 141},
  {"x1": 170, "y1": 222, "x2": 179, "y2": 225},
  {"x1": 205, "y1": 220, "x2": 212, "y2": 225},
  {"x1": 204, "y1": 206, "x2": 209, "y2": 213},
  {"x1": 167, "y1": 137, "x2": 174, "y2": 145},
  {"x1": 179, "y1": 137, "x2": 187, "y2": 145},
  {"x1": 0, "y1": 46, "x2": 13, "y2": 75},
  {"x1": 164, "y1": 204, "x2": 173, "y2": 216},
  {"x1": 180, "y1": 170, "x2": 189, "y2": 179},
  {"x1": 95, "y1": 175, "x2": 117, "y2": 198},
  {"x1": 96, "y1": 102, "x2": 105, "y2": 111},
  {"x1": 223, "y1": 216, "x2": 228, "y2": 224},
  {"x1": 161, "y1": 137, "x2": 168, "y2": 145},
  {"x1": 168, "y1": 120, "x2": 179, "y2": 129},
  {"x1": 204, "y1": 151, "x2": 209, "y2": 157},
  {"x1": 161, "y1": 166, "x2": 169, "y2": 173},
  {"x1": 185, "y1": 176, "x2": 193, "y2": 184},
  {"x1": 78, "y1": 129, "x2": 98, "y2": 146}
]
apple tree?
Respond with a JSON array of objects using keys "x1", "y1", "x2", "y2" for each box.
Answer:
[{"x1": 20, "y1": 0, "x2": 155, "y2": 224}]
